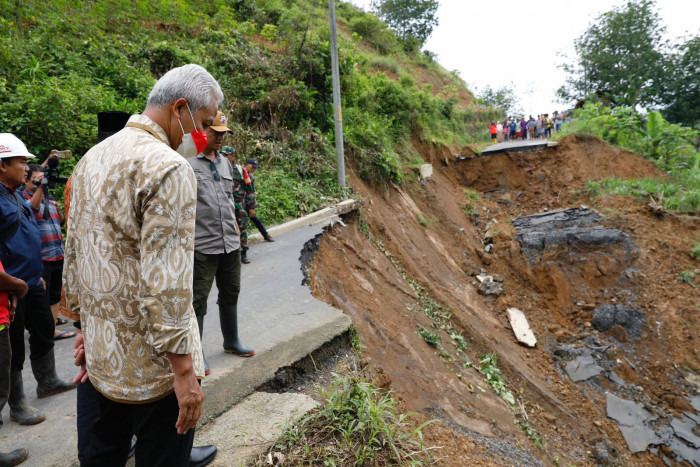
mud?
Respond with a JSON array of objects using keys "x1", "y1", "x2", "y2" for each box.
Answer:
[{"x1": 309, "y1": 134, "x2": 700, "y2": 465}]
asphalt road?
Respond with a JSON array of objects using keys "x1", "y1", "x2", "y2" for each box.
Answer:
[{"x1": 0, "y1": 225, "x2": 350, "y2": 466}]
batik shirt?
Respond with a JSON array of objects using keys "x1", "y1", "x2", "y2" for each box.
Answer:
[{"x1": 64, "y1": 114, "x2": 205, "y2": 403}]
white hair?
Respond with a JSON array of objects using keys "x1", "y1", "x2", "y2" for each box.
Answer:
[{"x1": 146, "y1": 64, "x2": 224, "y2": 111}]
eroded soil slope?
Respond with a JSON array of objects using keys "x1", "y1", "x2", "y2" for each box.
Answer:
[{"x1": 309, "y1": 135, "x2": 700, "y2": 465}]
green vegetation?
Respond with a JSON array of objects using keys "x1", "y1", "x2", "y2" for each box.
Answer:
[
  {"x1": 267, "y1": 372, "x2": 434, "y2": 465},
  {"x1": 1, "y1": 0, "x2": 494, "y2": 223},
  {"x1": 679, "y1": 270, "x2": 695, "y2": 285},
  {"x1": 691, "y1": 243, "x2": 700, "y2": 260},
  {"x1": 417, "y1": 325, "x2": 439, "y2": 347},
  {"x1": 462, "y1": 188, "x2": 482, "y2": 217},
  {"x1": 478, "y1": 353, "x2": 515, "y2": 405},
  {"x1": 558, "y1": 0, "x2": 666, "y2": 109},
  {"x1": 371, "y1": 0, "x2": 439, "y2": 50},
  {"x1": 559, "y1": 103, "x2": 700, "y2": 212}
]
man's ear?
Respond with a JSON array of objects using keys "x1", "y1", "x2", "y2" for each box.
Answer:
[{"x1": 171, "y1": 98, "x2": 188, "y2": 120}]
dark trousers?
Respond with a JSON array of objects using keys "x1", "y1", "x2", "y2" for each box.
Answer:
[
  {"x1": 9, "y1": 286, "x2": 54, "y2": 371},
  {"x1": 42, "y1": 259, "x2": 64, "y2": 306},
  {"x1": 79, "y1": 380, "x2": 194, "y2": 467},
  {"x1": 250, "y1": 215, "x2": 269, "y2": 238},
  {"x1": 0, "y1": 327, "x2": 10, "y2": 425},
  {"x1": 192, "y1": 250, "x2": 241, "y2": 319}
]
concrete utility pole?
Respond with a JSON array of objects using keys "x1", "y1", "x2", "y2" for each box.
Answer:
[{"x1": 328, "y1": 0, "x2": 346, "y2": 187}]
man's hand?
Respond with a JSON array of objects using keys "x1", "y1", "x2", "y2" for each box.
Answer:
[
  {"x1": 166, "y1": 352, "x2": 203, "y2": 435},
  {"x1": 72, "y1": 331, "x2": 89, "y2": 384},
  {"x1": 248, "y1": 208, "x2": 256, "y2": 218},
  {"x1": 41, "y1": 151, "x2": 60, "y2": 168},
  {"x1": 40, "y1": 277, "x2": 46, "y2": 291},
  {"x1": 15, "y1": 279, "x2": 28, "y2": 299},
  {"x1": 8, "y1": 293, "x2": 17, "y2": 322}
]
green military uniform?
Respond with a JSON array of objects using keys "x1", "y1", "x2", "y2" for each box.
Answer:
[{"x1": 231, "y1": 163, "x2": 256, "y2": 255}]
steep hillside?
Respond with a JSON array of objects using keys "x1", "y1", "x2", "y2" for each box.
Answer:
[
  {"x1": 310, "y1": 136, "x2": 700, "y2": 465},
  {"x1": 0, "y1": 0, "x2": 498, "y2": 223}
]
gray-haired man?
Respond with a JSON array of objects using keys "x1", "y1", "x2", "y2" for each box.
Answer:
[{"x1": 65, "y1": 64, "x2": 219, "y2": 466}]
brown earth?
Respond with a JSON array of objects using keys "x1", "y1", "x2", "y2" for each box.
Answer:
[{"x1": 308, "y1": 135, "x2": 700, "y2": 465}]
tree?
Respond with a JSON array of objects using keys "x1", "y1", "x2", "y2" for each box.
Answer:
[
  {"x1": 371, "y1": 0, "x2": 439, "y2": 47},
  {"x1": 557, "y1": 0, "x2": 668, "y2": 109},
  {"x1": 660, "y1": 36, "x2": 700, "y2": 129},
  {"x1": 477, "y1": 85, "x2": 523, "y2": 118}
]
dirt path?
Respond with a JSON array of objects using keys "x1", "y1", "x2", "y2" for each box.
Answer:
[{"x1": 309, "y1": 135, "x2": 700, "y2": 465}]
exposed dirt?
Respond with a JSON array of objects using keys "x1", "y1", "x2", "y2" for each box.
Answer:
[{"x1": 308, "y1": 135, "x2": 700, "y2": 465}]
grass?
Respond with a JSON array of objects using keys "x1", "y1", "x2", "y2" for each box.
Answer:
[
  {"x1": 462, "y1": 188, "x2": 482, "y2": 217},
  {"x1": 691, "y1": 243, "x2": 700, "y2": 260},
  {"x1": 479, "y1": 353, "x2": 515, "y2": 405},
  {"x1": 679, "y1": 270, "x2": 695, "y2": 285},
  {"x1": 264, "y1": 372, "x2": 435, "y2": 466},
  {"x1": 585, "y1": 177, "x2": 700, "y2": 212},
  {"x1": 417, "y1": 326, "x2": 440, "y2": 348}
]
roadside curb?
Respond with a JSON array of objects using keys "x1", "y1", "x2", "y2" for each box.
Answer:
[
  {"x1": 249, "y1": 198, "x2": 361, "y2": 244},
  {"x1": 200, "y1": 313, "x2": 351, "y2": 425}
]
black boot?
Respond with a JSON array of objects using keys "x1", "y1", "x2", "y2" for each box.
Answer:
[
  {"x1": 0, "y1": 448, "x2": 28, "y2": 466},
  {"x1": 189, "y1": 445, "x2": 217, "y2": 467},
  {"x1": 196, "y1": 315, "x2": 210, "y2": 375},
  {"x1": 240, "y1": 251, "x2": 251, "y2": 264},
  {"x1": 219, "y1": 305, "x2": 254, "y2": 357},
  {"x1": 30, "y1": 348, "x2": 76, "y2": 398},
  {"x1": 8, "y1": 371, "x2": 45, "y2": 425}
]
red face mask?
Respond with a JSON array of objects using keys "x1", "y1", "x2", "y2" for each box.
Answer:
[{"x1": 175, "y1": 103, "x2": 209, "y2": 158}]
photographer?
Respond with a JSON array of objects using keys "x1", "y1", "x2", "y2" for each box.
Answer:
[{"x1": 21, "y1": 162, "x2": 74, "y2": 340}]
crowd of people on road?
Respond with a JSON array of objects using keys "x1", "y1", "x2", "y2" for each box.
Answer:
[
  {"x1": 488, "y1": 111, "x2": 566, "y2": 144},
  {"x1": 0, "y1": 64, "x2": 276, "y2": 466}
]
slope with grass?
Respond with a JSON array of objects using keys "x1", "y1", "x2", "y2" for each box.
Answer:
[
  {"x1": 309, "y1": 134, "x2": 700, "y2": 465},
  {"x1": 0, "y1": 0, "x2": 498, "y2": 223}
]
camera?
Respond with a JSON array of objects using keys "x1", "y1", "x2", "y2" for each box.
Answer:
[{"x1": 43, "y1": 155, "x2": 69, "y2": 189}]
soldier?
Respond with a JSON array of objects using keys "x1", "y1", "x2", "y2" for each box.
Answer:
[{"x1": 220, "y1": 146, "x2": 256, "y2": 264}]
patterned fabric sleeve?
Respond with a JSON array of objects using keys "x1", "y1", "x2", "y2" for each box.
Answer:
[
  {"x1": 141, "y1": 161, "x2": 198, "y2": 355},
  {"x1": 63, "y1": 175, "x2": 80, "y2": 314}
]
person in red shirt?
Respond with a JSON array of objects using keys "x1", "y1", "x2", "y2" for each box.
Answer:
[
  {"x1": 489, "y1": 121, "x2": 497, "y2": 144},
  {"x1": 0, "y1": 259, "x2": 30, "y2": 465}
]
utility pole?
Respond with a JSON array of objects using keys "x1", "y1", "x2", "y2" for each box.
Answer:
[{"x1": 328, "y1": 0, "x2": 346, "y2": 187}]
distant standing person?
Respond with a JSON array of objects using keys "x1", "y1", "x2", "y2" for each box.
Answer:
[
  {"x1": 554, "y1": 111, "x2": 563, "y2": 132},
  {"x1": 188, "y1": 112, "x2": 255, "y2": 368},
  {"x1": 243, "y1": 159, "x2": 274, "y2": 242},
  {"x1": 220, "y1": 146, "x2": 256, "y2": 264},
  {"x1": 509, "y1": 119, "x2": 517, "y2": 140},
  {"x1": 489, "y1": 121, "x2": 497, "y2": 144},
  {"x1": 520, "y1": 117, "x2": 528, "y2": 140},
  {"x1": 20, "y1": 163, "x2": 75, "y2": 340}
]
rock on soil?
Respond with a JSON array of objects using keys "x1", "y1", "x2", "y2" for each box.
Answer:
[
  {"x1": 506, "y1": 308, "x2": 537, "y2": 347},
  {"x1": 565, "y1": 350, "x2": 604, "y2": 382},
  {"x1": 513, "y1": 207, "x2": 633, "y2": 255},
  {"x1": 591, "y1": 304, "x2": 644, "y2": 338}
]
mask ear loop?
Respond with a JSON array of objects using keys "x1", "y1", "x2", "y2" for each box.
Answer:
[
  {"x1": 177, "y1": 107, "x2": 186, "y2": 136},
  {"x1": 186, "y1": 103, "x2": 199, "y2": 132}
]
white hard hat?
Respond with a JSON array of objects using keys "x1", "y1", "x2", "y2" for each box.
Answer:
[{"x1": 0, "y1": 133, "x2": 36, "y2": 160}]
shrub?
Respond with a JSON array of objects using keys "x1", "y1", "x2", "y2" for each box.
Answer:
[{"x1": 266, "y1": 372, "x2": 434, "y2": 465}]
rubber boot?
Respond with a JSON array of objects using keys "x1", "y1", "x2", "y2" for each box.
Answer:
[
  {"x1": 8, "y1": 371, "x2": 45, "y2": 425},
  {"x1": 30, "y1": 348, "x2": 76, "y2": 398},
  {"x1": 219, "y1": 305, "x2": 254, "y2": 357},
  {"x1": 196, "y1": 315, "x2": 211, "y2": 375},
  {"x1": 0, "y1": 448, "x2": 28, "y2": 466},
  {"x1": 240, "y1": 251, "x2": 251, "y2": 264}
]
